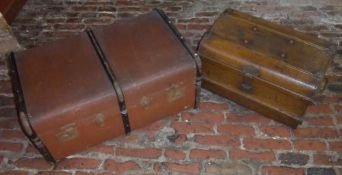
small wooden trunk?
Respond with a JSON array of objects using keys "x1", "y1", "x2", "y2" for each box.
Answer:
[
  {"x1": 198, "y1": 9, "x2": 334, "y2": 128},
  {"x1": 10, "y1": 9, "x2": 201, "y2": 163}
]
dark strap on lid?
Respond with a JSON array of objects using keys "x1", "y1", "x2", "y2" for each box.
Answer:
[{"x1": 86, "y1": 29, "x2": 131, "y2": 134}]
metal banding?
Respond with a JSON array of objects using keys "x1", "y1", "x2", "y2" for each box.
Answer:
[
  {"x1": 154, "y1": 8, "x2": 202, "y2": 108},
  {"x1": 9, "y1": 52, "x2": 56, "y2": 163},
  {"x1": 86, "y1": 29, "x2": 131, "y2": 134}
]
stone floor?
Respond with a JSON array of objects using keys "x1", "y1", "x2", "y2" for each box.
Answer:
[{"x1": 0, "y1": 0, "x2": 341, "y2": 174}]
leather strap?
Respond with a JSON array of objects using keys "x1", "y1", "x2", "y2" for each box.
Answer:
[{"x1": 86, "y1": 29, "x2": 131, "y2": 134}]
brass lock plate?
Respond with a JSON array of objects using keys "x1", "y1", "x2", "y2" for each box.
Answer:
[
  {"x1": 56, "y1": 123, "x2": 78, "y2": 142},
  {"x1": 166, "y1": 83, "x2": 185, "y2": 103},
  {"x1": 241, "y1": 65, "x2": 260, "y2": 77}
]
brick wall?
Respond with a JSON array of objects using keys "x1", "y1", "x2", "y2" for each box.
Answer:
[
  {"x1": 0, "y1": 12, "x2": 21, "y2": 80},
  {"x1": 0, "y1": 0, "x2": 341, "y2": 175}
]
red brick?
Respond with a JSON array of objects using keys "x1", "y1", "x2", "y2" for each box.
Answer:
[
  {"x1": 83, "y1": 18, "x2": 113, "y2": 25},
  {"x1": 170, "y1": 134, "x2": 187, "y2": 144},
  {"x1": 199, "y1": 102, "x2": 230, "y2": 110},
  {"x1": 119, "y1": 134, "x2": 140, "y2": 144},
  {"x1": 195, "y1": 135, "x2": 240, "y2": 147},
  {"x1": 153, "y1": 163, "x2": 162, "y2": 172},
  {"x1": 15, "y1": 157, "x2": 53, "y2": 169},
  {"x1": 118, "y1": 6, "x2": 150, "y2": 13},
  {"x1": 0, "y1": 80, "x2": 12, "y2": 94},
  {"x1": 0, "y1": 142, "x2": 22, "y2": 152},
  {"x1": 304, "y1": 116, "x2": 334, "y2": 126},
  {"x1": 227, "y1": 114, "x2": 272, "y2": 123},
  {"x1": 176, "y1": 23, "x2": 186, "y2": 30},
  {"x1": 0, "y1": 117, "x2": 17, "y2": 130},
  {"x1": 165, "y1": 163, "x2": 200, "y2": 174},
  {"x1": 230, "y1": 150, "x2": 275, "y2": 161},
  {"x1": 137, "y1": 120, "x2": 166, "y2": 132},
  {"x1": 334, "y1": 104, "x2": 342, "y2": 113},
  {"x1": 218, "y1": 124, "x2": 255, "y2": 136},
  {"x1": 294, "y1": 140, "x2": 326, "y2": 151},
  {"x1": 261, "y1": 166, "x2": 304, "y2": 175},
  {"x1": 0, "y1": 107, "x2": 16, "y2": 118},
  {"x1": 306, "y1": 104, "x2": 333, "y2": 114},
  {"x1": 329, "y1": 141, "x2": 342, "y2": 152},
  {"x1": 260, "y1": 126, "x2": 291, "y2": 137},
  {"x1": 25, "y1": 144, "x2": 40, "y2": 154},
  {"x1": 0, "y1": 129, "x2": 26, "y2": 140},
  {"x1": 182, "y1": 112, "x2": 224, "y2": 123},
  {"x1": 75, "y1": 172, "x2": 113, "y2": 175},
  {"x1": 178, "y1": 18, "x2": 210, "y2": 24},
  {"x1": 116, "y1": 148, "x2": 162, "y2": 159},
  {"x1": 37, "y1": 172, "x2": 71, "y2": 175},
  {"x1": 336, "y1": 117, "x2": 342, "y2": 126},
  {"x1": 0, "y1": 171, "x2": 28, "y2": 175},
  {"x1": 314, "y1": 154, "x2": 342, "y2": 166},
  {"x1": 243, "y1": 138, "x2": 292, "y2": 150},
  {"x1": 57, "y1": 158, "x2": 101, "y2": 169},
  {"x1": 72, "y1": 6, "x2": 98, "y2": 11},
  {"x1": 171, "y1": 121, "x2": 213, "y2": 133},
  {"x1": 85, "y1": 144, "x2": 113, "y2": 154},
  {"x1": 84, "y1": 1, "x2": 113, "y2": 5},
  {"x1": 188, "y1": 24, "x2": 210, "y2": 30},
  {"x1": 98, "y1": 6, "x2": 116, "y2": 12},
  {"x1": 321, "y1": 95, "x2": 342, "y2": 103},
  {"x1": 294, "y1": 127, "x2": 339, "y2": 138},
  {"x1": 54, "y1": 24, "x2": 85, "y2": 31},
  {"x1": 165, "y1": 6, "x2": 182, "y2": 12},
  {"x1": 0, "y1": 96, "x2": 14, "y2": 106},
  {"x1": 190, "y1": 149, "x2": 226, "y2": 160},
  {"x1": 195, "y1": 12, "x2": 219, "y2": 17},
  {"x1": 104, "y1": 160, "x2": 140, "y2": 172},
  {"x1": 115, "y1": 0, "x2": 144, "y2": 6},
  {"x1": 165, "y1": 150, "x2": 186, "y2": 160}
]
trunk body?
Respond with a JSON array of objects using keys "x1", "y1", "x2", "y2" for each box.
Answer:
[
  {"x1": 198, "y1": 9, "x2": 334, "y2": 128},
  {"x1": 10, "y1": 10, "x2": 200, "y2": 163}
]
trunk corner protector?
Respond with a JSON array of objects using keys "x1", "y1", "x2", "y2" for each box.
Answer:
[{"x1": 154, "y1": 8, "x2": 202, "y2": 108}]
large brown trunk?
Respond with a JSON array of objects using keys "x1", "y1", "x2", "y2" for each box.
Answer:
[{"x1": 10, "y1": 9, "x2": 200, "y2": 163}]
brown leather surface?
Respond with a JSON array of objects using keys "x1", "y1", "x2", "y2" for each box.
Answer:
[
  {"x1": 92, "y1": 11, "x2": 196, "y2": 130},
  {"x1": 198, "y1": 9, "x2": 333, "y2": 128},
  {"x1": 13, "y1": 10, "x2": 196, "y2": 161},
  {"x1": 15, "y1": 32, "x2": 124, "y2": 160}
]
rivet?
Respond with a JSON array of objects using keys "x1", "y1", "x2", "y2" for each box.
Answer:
[
  {"x1": 289, "y1": 39, "x2": 295, "y2": 44},
  {"x1": 252, "y1": 26, "x2": 258, "y2": 31},
  {"x1": 280, "y1": 53, "x2": 287, "y2": 58}
]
